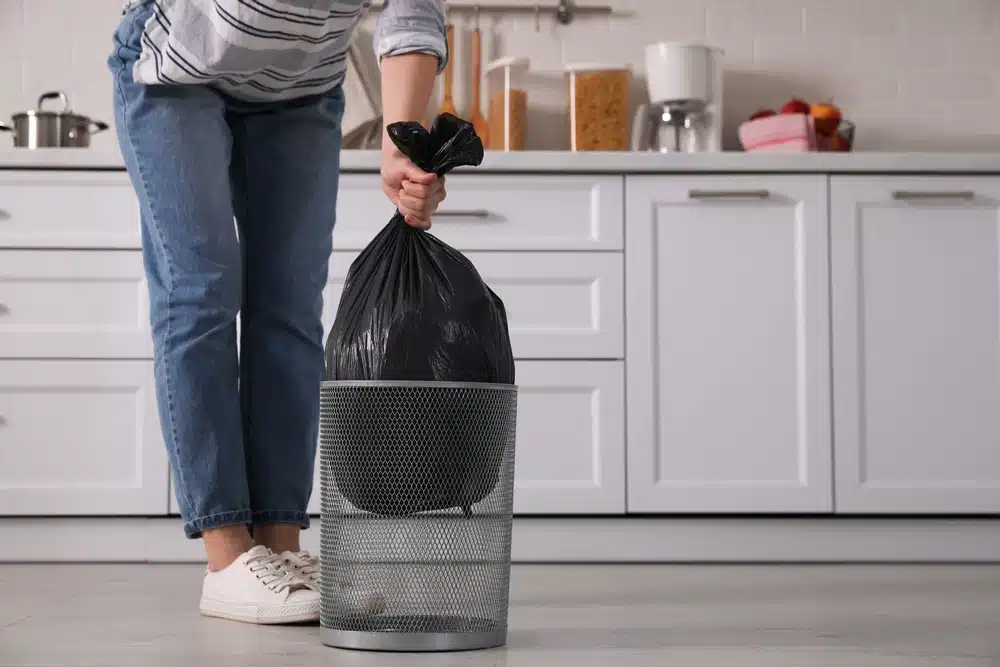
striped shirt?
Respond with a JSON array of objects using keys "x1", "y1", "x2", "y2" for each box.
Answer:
[{"x1": 122, "y1": 0, "x2": 447, "y2": 102}]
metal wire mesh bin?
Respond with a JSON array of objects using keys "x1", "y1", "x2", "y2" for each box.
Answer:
[{"x1": 319, "y1": 381, "x2": 518, "y2": 652}]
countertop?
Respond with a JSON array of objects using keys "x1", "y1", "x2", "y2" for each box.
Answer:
[{"x1": 5, "y1": 148, "x2": 1000, "y2": 173}]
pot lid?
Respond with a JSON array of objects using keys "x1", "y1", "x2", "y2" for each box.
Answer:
[
  {"x1": 12, "y1": 91, "x2": 71, "y2": 115},
  {"x1": 10, "y1": 91, "x2": 93, "y2": 123},
  {"x1": 564, "y1": 62, "x2": 629, "y2": 72}
]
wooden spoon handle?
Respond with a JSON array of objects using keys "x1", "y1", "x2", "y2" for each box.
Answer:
[
  {"x1": 470, "y1": 28, "x2": 482, "y2": 115},
  {"x1": 442, "y1": 23, "x2": 455, "y2": 106}
]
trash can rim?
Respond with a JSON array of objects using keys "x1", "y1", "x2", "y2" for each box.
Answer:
[{"x1": 321, "y1": 380, "x2": 517, "y2": 391}]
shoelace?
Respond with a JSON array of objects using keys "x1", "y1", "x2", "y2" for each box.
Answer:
[
  {"x1": 245, "y1": 551, "x2": 305, "y2": 594},
  {"x1": 289, "y1": 551, "x2": 321, "y2": 584}
]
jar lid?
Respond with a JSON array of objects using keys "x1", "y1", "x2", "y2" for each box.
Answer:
[
  {"x1": 486, "y1": 56, "x2": 530, "y2": 74},
  {"x1": 564, "y1": 62, "x2": 629, "y2": 73}
]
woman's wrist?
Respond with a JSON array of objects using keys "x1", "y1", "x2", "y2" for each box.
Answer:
[{"x1": 381, "y1": 131, "x2": 404, "y2": 161}]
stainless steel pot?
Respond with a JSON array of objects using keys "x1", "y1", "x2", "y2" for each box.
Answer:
[{"x1": 0, "y1": 92, "x2": 109, "y2": 148}]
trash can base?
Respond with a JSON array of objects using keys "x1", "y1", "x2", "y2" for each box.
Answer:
[{"x1": 321, "y1": 621, "x2": 506, "y2": 652}]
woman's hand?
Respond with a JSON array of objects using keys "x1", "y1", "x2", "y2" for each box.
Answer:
[
  {"x1": 377, "y1": 50, "x2": 442, "y2": 229},
  {"x1": 380, "y1": 146, "x2": 446, "y2": 230}
]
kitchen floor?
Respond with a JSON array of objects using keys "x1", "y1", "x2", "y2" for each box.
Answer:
[{"x1": 1, "y1": 564, "x2": 998, "y2": 666}]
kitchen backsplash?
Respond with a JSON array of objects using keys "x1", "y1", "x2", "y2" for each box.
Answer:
[{"x1": 2, "y1": 0, "x2": 999, "y2": 151}]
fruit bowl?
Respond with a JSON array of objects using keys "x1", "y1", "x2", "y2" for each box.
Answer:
[
  {"x1": 819, "y1": 119, "x2": 855, "y2": 152},
  {"x1": 739, "y1": 114, "x2": 855, "y2": 153}
]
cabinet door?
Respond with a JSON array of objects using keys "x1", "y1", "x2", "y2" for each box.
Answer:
[
  {"x1": 0, "y1": 360, "x2": 169, "y2": 515},
  {"x1": 321, "y1": 251, "x2": 625, "y2": 360},
  {"x1": 511, "y1": 361, "x2": 625, "y2": 513},
  {"x1": 0, "y1": 251, "x2": 152, "y2": 358},
  {"x1": 831, "y1": 177, "x2": 1000, "y2": 513},
  {"x1": 626, "y1": 176, "x2": 833, "y2": 513},
  {"x1": 308, "y1": 360, "x2": 626, "y2": 515}
]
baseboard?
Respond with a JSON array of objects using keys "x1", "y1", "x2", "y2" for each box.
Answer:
[{"x1": 1, "y1": 517, "x2": 999, "y2": 563}]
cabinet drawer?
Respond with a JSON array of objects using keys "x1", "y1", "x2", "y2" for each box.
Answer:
[
  {"x1": 335, "y1": 174, "x2": 624, "y2": 251},
  {"x1": 321, "y1": 251, "x2": 624, "y2": 359},
  {"x1": 303, "y1": 360, "x2": 626, "y2": 515},
  {"x1": 0, "y1": 360, "x2": 168, "y2": 515},
  {"x1": 0, "y1": 251, "x2": 151, "y2": 359},
  {"x1": 0, "y1": 172, "x2": 140, "y2": 249}
]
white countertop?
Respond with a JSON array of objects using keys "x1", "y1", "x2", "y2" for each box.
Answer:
[{"x1": 5, "y1": 147, "x2": 1000, "y2": 173}]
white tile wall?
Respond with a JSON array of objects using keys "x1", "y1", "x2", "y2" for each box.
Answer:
[{"x1": 2, "y1": 0, "x2": 999, "y2": 151}]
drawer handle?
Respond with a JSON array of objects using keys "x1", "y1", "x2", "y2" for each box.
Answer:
[
  {"x1": 0, "y1": 415, "x2": 6, "y2": 427},
  {"x1": 433, "y1": 209, "x2": 492, "y2": 219},
  {"x1": 0, "y1": 304, "x2": 8, "y2": 316},
  {"x1": 688, "y1": 189, "x2": 771, "y2": 200},
  {"x1": 0, "y1": 208, "x2": 10, "y2": 221},
  {"x1": 892, "y1": 190, "x2": 976, "y2": 201}
]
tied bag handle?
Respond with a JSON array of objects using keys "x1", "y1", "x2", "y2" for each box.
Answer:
[{"x1": 386, "y1": 112, "x2": 485, "y2": 177}]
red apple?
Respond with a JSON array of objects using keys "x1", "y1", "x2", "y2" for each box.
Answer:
[
  {"x1": 750, "y1": 109, "x2": 777, "y2": 120},
  {"x1": 828, "y1": 132, "x2": 851, "y2": 152},
  {"x1": 780, "y1": 98, "x2": 811, "y2": 115}
]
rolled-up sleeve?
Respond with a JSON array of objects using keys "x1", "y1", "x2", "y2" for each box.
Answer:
[{"x1": 374, "y1": 0, "x2": 448, "y2": 73}]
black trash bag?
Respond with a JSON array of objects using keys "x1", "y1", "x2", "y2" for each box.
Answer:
[
  {"x1": 324, "y1": 113, "x2": 515, "y2": 385},
  {"x1": 323, "y1": 113, "x2": 515, "y2": 517}
]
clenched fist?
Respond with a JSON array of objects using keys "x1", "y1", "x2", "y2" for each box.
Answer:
[{"x1": 380, "y1": 145, "x2": 446, "y2": 230}]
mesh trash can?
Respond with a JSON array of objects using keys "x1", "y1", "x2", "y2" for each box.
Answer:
[{"x1": 319, "y1": 381, "x2": 518, "y2": 652}]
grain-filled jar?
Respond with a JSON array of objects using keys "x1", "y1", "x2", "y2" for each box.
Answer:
[
  {"x1": 566, "y1": 64, "x2": 631, "y2": 151},
  {"x1": 485, "y1": 56, "x2": 530, "y2": 151}
]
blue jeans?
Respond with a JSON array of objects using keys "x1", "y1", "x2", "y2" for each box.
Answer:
[{"x1": 109, "y1": 4, "x2": 344, "y2": 538}]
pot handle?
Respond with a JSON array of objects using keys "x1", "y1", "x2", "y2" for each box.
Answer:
[
  {"x1": 88, "y1": 121, "x2": 110, "y2": 134},
  {"x1": 37, "y1": 91, "x2": 70, "y2": 112},
  {"x1": 0, "y1": 122, "x2": 12, "y2": 132}
]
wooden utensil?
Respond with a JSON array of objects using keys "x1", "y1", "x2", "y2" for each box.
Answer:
[
  {"x1": 438, "y1": 23, "x2": 457, "y2": 117},
  {"x1": 468, "y1": 25, "x2": 489, "y2": 144}
]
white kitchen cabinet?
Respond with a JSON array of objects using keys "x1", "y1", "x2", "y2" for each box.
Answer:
[
  {"x1": 831, "y1": 177, "x2": 1000, "y2": 513},
  {"x1": 308, "y1": 360, "x2": 626, "y2": 515},
  {"x1": 626, "y1": 176, "x2": 833, "y2": 513},
  {"x1": 0, "y1": 360, "x2": 168, "y2": 515},
  {"x1": 0, "y1": 172, "x2": 140, "y2": 249},
  {"x1": 322, "y1": 251, "x2": 625, "y2": 359},
  {"x1": 507, "y1": 360, "x2": 626, "y2": 513},
  {"x1": 0, "y1": 250, "x2": 152, "y2": 358},
  {"x1": 334, "y1": 174, "x2": 625, "y2": 251}
]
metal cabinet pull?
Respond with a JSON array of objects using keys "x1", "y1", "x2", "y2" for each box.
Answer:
[
  {"x1": 433, "y1": 209, "x2": 492, "y2": 219},
  {"x1": 688, "y1": 189, "x2": 771, "y2": 200},
  {"x1": 0, "y1": 208, "x2": 11, "y2": 221},
  {"x1": 891, "y1": 190, "x2": 976, "y2": 201},
  {"x1": 0, "y1": 304, "x2": 9, "y2": 316},
  {"x1": 0, "y1": 415, "x2": 7, "y2": 427}
]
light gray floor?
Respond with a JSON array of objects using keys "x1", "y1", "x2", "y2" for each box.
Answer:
[{"x1": 1, "y1": 564, "x2": 999, "y2": 666}]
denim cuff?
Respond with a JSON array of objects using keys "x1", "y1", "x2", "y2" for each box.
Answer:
[
  {"x1": 184, "y1": 509, "x2": 253, "y2": 539},
  {"x1": 250, "y1": 510, "x2": 311, "y2": 531}
]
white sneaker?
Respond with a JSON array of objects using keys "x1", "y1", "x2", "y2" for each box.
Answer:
[
  {"x1": 199, "y1": 545, "x2": 320, "y2": 624},
  {"x1": 281, "y1": 550, "x2": 387, "y2": 615}
]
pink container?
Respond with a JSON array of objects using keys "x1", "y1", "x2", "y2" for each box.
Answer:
[{"x1": 739, "y1": 113, "x2": 817, "y2": 152}]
